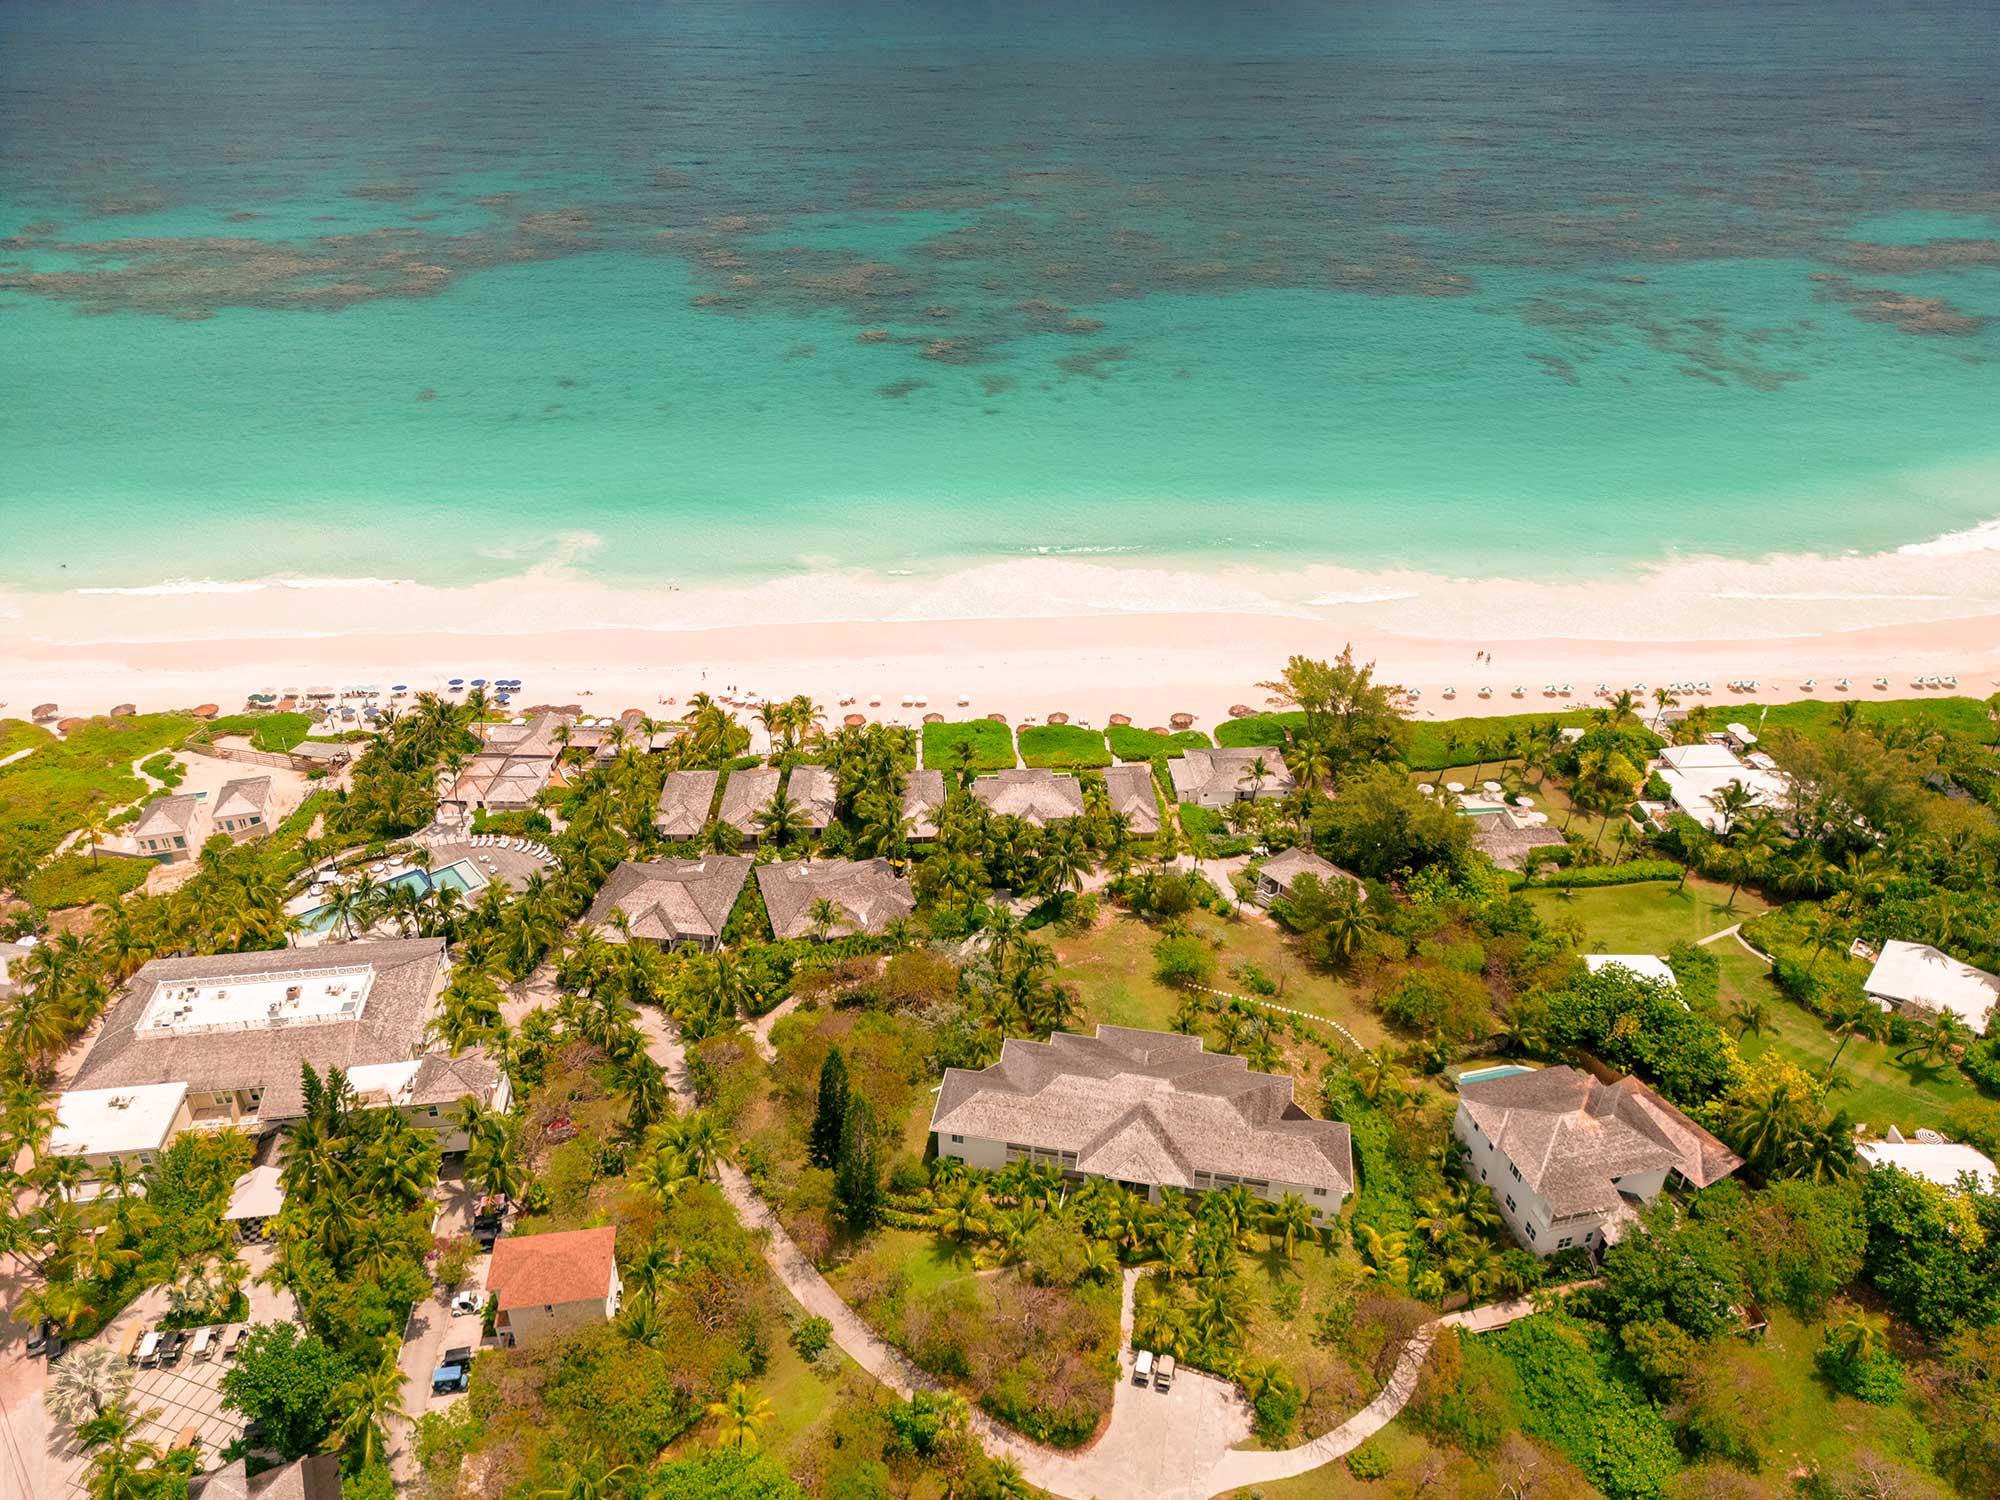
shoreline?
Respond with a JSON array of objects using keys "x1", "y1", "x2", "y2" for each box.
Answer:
[{"x1": 3, "y1": 607, "x2": 1996, "y2": 730}]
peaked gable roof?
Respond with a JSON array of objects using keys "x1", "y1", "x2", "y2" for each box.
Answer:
[
  {"x1": 970, "y1": 768, "x2": 1085, "y2": 826},
  {"x1": 1100, "y1": 764, "x2": 1161, "y2": 835},
  {"x1": 756, "y1": 858, "x2": 915, "y2": 939},
  {"x1": 655, "y1": 770, "x2": 719, "y2": 838},
  {"x1": 586, "y1": 857, "x2": 751, "y2": 944},
  {"x1": 488, "y1": 1225, "x2": 617, "y2": 1311},
  {"x1": 719, "y1": 767, "x2": 781, "y2": 832},
  {"x1": 788, "y1": 764, "x2": 839, "y2": 826},
  {"x1": 902, "y1": 768, "x2": 947, "y2": 838},
  {"x1": 134, "y1": 794, "x2": 201, "y2": 839},
  {"x1": 214, "y1": 776, "x2": 273, "y2": 820}
]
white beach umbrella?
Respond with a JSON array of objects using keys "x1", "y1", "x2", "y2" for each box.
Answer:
[{"x1": 1445, "y1": 781, "x2": 1465, "y2": 793}]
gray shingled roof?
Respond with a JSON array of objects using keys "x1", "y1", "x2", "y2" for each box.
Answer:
[
  {"x1": 971, "y1": 768, "x2": 1086, "y2": 826},
  {"x1": 655, "y1": 769, "x2": 719, "y2": 838},
  {"x1": 756, "y1": 858, "x2": 915, "y2": 939},
  {"x1": 902, "y1": 768, "x2": 947, "y2": 839},
  {"x1": 788, "y1": 764, "x2": 839, "y2": 828},
  {"x1": 586, "y1": 857, "x2": 752, "y2": 945},
  {"x1": 1167, "y1": 747, "x2": 1294, "y2": 805},
  {"x1": 408, "y1": 1051, "x2": 504, "y2": 1108},
  {"x1": 932, "y1": 1025, "x2": 1353, "y2": 1197},
  {"x1": 214, "y1": 776, "x2": 273, "y2": 820},
  {"x1": 70, "y1": 939, "x2": 447, "y2": 1124},
  {"x1": 1259, "y1": 847, "x2": 1361, "y2": 897},
  {"x1": 134, "y1": 794, "x2": 201, "y2": 839},
  {"x1": 1100, "y1": 764, "x2": 1162, "y2": 836},
  {"x1": 719, "y1": 767, "x2": 781, "y2": 833},
  {"x1": 1457, "y1": 1065, "x2": 1741, "y2": 1218},
  {"x1": 1471, "y1": 818, "x2": 1568, "y2": 871}
]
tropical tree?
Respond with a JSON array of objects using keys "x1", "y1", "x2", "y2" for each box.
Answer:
[
  {"x1": 706, "y1": 1381, "x2": 774, "y2": 1452},
  {"x1": 328, "y1": 1352, "x2": 406, "y2": 1470}
]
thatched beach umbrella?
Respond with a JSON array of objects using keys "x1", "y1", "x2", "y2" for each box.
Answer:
[
  {"x1": 1228, "y1": 704, "x2": 1252, "y2": 718},
  {"x1": 110, "y1": 703, "x2": 136, "y2": 717},
  {"x1": 31, "y1": 703, "x2": 57, "y2": 720},
  {"x1": 57, "y1": 718, "x2": 84, "y2": 733},
  {"x1": 843, "y1": 713, "x2": 867, "y2": 728},
  {"x1": 986, "y1": 712, "x2": 1008, "y2": 724},
  {"x1": 1046, "y1": 712, "x2": 1069, "y2": 725},
  {"x1": 1170, "y1": 712, "x2": 1195, "y2": 730},
  {"x1": 193, "y1": 704, "x2": 219, "y2": 720},
  {"x1": 1108, "y1": 713, "x2": 1131, "y2": 727},
  {"x1": 923, "y1": 712, "x2": 944, "y2": 724},
  {"x1": 1148, "y1": 726, "x2": 1169, "y2": 735}
]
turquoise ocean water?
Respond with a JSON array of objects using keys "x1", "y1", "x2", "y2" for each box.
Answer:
[{"x1": 3, "y1": 0, "x2": 1998, "y2": 594}]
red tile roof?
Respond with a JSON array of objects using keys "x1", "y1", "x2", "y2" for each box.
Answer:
[{"x1": 487, "y1": 1225, "x2": 616, "y2": 1311}]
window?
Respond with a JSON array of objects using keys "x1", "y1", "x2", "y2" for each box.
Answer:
[
  {"x1": 1505, "y1": 1194, "x2": 1517, "y2": 1212},
  {"x1": 1509, "y1": 1162, "x2": 1521, "y2": 1181},
  {"x1": 1526, "y1": 1223, "x2": 1537, "y2": 1240},
  {"x1": 1557, "y1": 1237, "x2": 1572, "y2": 1249},
  {"x1": 427, "y1": 1106, "x2": 438, "y2": 1118},
  {"x1": 1313, "y1": 1187, "x2": 1326, "y2": 1197},
  {"x1": 949, "y1": 1134, "x2": 963, "y2": 1144},
  {"x1": 1479, "y1": 1168, "x2": 1487, "y2": 1180}
]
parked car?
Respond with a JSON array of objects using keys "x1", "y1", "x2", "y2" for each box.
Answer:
[
  {"x1": 1155, "y1": 1354, "x2": 1176, "y2": 1392},
  {"x1": 431, "y1": 1363, "x2": 469, "y2": 1396},
  {"x1": 450, "y1": 1290, "x2": 483, "y2": 1316},
  {"x1": 443, "y1": 1345, "x2": 473, "y2": 1368},
  {"x1": 1132, "y1": 1349, "x2": 1153, "y2": 1386}
]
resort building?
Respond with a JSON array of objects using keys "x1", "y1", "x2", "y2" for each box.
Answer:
[
  {"x1": 719, "y1": 766, "x2": 781, "y2": 842},
  {"x1": 65, "y1": 938, "x2": 457, "y2": 1139},
  {"x1": 1100, "y1": 763, "x2": 1162, "y2": 837},
  {"x1": 789, "y1": 764, "x2": 839, "y2": 834},
  {"x1": 901, "y1": 768, "x2": 947, "y2": 841},
  {"x1": 134, "y1": 793, "x2": 204, "y2": 863},
  {"x1": 585, "y1": 857, "x2": 752, "y2": 951},
  {"x1": 342, "y1": 1053, "x2": 512, "y2": 1151},
  {"x1": 0, "y1": 939, "x2": 30, "y2": 1001},
  {"x1": 1453, "y1": 1065, "x2": 1741, "y2": 1255},
  {"x1": 655, "y1": 769, "x2": 720, "y2": 841},
  {"x1": 1649, "y1": 741, "x2": 1792, "y2": 834},
  {"x1": 442, "y1": 714, "x2": 565, "y2": 817},
  {"x1": 756, "y1": 858, "x2": 915, "y2": 939},
  {"x1": 1254, "y1": 847, "x2": 1362, "y2": 908},
  {"x1": 971, "y1": 768, "x2": 1086, "y2": 826},
  {"x1": 931, "y1": 1025, "x2": 1354, "y2": 1221},
  {"x1": 213, "y1": 776, "x2": 277, "y2": 840},
  {"x1": 284, "y1": 739, "x2": 353, "y2": 775},
  {"x1": 1468, "y1": 814, "x2": 1568, "y2": 872},
  {"x1": 488, "y1": 1225, "x2": 622, "y2": 1348},
  {"x1": 193, "y1": 1452, "x2": 344, "y2": 1500},
  {"x1": 1167, "y1": 747, "x2": 1294, "y2": 809},
  {"x1": 1863, "y1": 940, "x2": 2000, "y2": 1033},
  {"x1": 48, "y1": 1083, "x2": 192, "y2": 1189},
  {"x1": 1856, "y1": 1128, "x2": 1998, "y2": 1192}
]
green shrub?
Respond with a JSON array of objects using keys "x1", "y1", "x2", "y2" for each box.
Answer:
[
  {"x1": 1489, "y1": 1312, "x2": 1680, "y2": 1499},
  {"x1": 1107, "y1": 725, "x2": 1210, "y2": 761},
  {"x1": 1214, "y1": 712, "x2": 1306, "y2": 749},
  {"x1": 1529, "y1": 859, "x2": 1682, "y2": 890},
  {"x1": 1153, "y1": 933, "x2": 1215, "y2": 990},
  {"x1": 140, "y1": 752, "x2": 187, "y2": 789},
  {"x1": 1406, "y1": 711, "x2": 1595, "y2": 771},
  {"x1": 920, "y1": 719, "x2": 1016, "y2": 774},
  {"x1": 1016, "y1": 724, "x2": 1112, "y2": 770},
  {"x1": 201, "y1": 711, "x2": 316, "y2": 752},
  {"x1": 1643, "y1": 771, "x2": 1671, "y2": 801},
  {"x1": 1815, "y1": 1331, "x2": 1905, "y2": 1405},
  {"x1": 470, "y1": 807, "x2": 553, "y2": 838},
  {"x1": 25, "y1": 852, "x2": 152, "y2": 909},
  {"x1": 0, "y1": 712, "x2": 199, "y2": 868},
  {"x1": 790, "y1": 1315, "x2": 832, "y2": 1362},
  {"x1": 1345, "y1": 1442, "x2": 1391, "y2": 1480},
  {"x1": 1177, "y1": 803, "x2": 1225, "y2": 838}
]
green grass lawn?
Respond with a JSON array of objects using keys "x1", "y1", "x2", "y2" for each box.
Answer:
[
  {"x1": 202, "y1": 710, "x2": 316, "y2": 753},
  {"x1": 737, "y1": 1309, "x2": 851, "y2": 1466},
  {"x1": 1016, "y1": 724, "x2": 1112, "y2": 770},
  {"x1": 1730, "y1": 695, "x2": 1993, "y2": 742},
  {"x1": 1053, "y1": 908, "x2": 1388, "y2": 1049},
  {"x1": 0, "y1": 719, "x2": 52, "y2": 761},
  {"x1": 25, "y1": 852, "x2": 155, "y2": 911},
  {"x1": 1107, "y1": 725, "x2": 1210, "y2": 761},
  {"x1": 1526, "y1": 875, "x2": 1765, "y2": 952},
  {"x1": 921, "y1": 718, "x2": 1016, "y2": 773},
  {"x1": 0, "y1": 712, "x2": 200, "y2": 869}
]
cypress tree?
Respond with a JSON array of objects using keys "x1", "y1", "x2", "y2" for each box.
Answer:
[
  {"x1": 834, "y1": 1093, "x2": 881, "y2": 1231},
  {"x1": 807, "y1": 1047, "x2": 849, "y2": 1169}
]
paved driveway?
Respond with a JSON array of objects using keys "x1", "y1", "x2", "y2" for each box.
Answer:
[{"x1": 388, "y1": 1166, "x2": 488, "y2": 1487}]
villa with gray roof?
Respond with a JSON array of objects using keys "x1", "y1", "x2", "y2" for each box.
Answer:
[
  {"x1": 1454, "y1": 1065, "x2": 1741, "y2": 1255},
  {"x1": 443, "y1": 714, "x2": 565, "y2": 816},
  {"x1": 902, "y1": 768, "x2": 947, "y2": 841},
  {"x1": 67, "y1": 938, "x2": 455, "y2": 1135},
  {"x1": 1100, "y1": 763, "x2": 1162, "y2": 836},
  {"x1": 788, "y1": 764, "x2": 839, "y2": 832},
  {"x1": 213, "y1": 776, "x2": 276, "y2": 840},
  {"x1": 1168, "y1": 747, "x2": 1294, "y2": 809},
  {"x1": 655, "y1": 769, "x2": 720, "y2": 840},
  {"x1": 134, "y1": 793, "x2": 204, "y2": 862},
  {"x1": 585, "y1": 857, "x2": 752, "y2": 951},
  {"x1": 971, "y1": 768, "x2": 1086, "y2": 826},
  {"x1": 1255, "y1": 848, "x2": 1361, "y2": 908},
  {"x1": 757, "y1": 858, "x2": 915, "y2": 940},
  {"x1": 719, "y1": 766, "x2": 781, "y2": 842},
  {"x1": 932, "y1": 1026, "x2": 1353, "y2": 1221}
]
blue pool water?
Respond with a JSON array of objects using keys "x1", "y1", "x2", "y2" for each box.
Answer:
[
  {"x1": 299, "y1": 858, "x2": 482, "y2": 934},
  {"x1": 1457, "y1": 1064, "x2": 1534, "y2": 1085}
]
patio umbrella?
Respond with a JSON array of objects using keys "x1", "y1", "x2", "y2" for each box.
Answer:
[
  {"x1": 1417, "y1": 784, "x2": 1435, "y2": 795},
  {"x1": 193, "y1": 704, "x2": 219, "y2": 719},
  {"x1": 57, "y1": 718, "x2": 84, "y2": 733},
  {"x1": 31, "y1": 703, "x2": 57, "y2": 719},
  {"x1": 843, "y1": 713, "x2": 867, "y2": 727},
  {"x1": 957, "y1": 695, "x2": 971, "y2": 707},
  {"x1": 923, "y1": 712, "x2": 944, "y2": 724},
  {"x1": 1108, "y1": 713, "x2": 1131, "y2": 727},
  {"x1": 1047, "y1": 712, "x2": 1069, "y2": 725},
  {"x1": 987, "y1": 712, "x2": 1008, "y2": 723},
  {"x1": 448, "y1": 678, "x2": 464, "y2": 688},
  {"x1": 1169, "y1": 712, "x2": 1195, "y2": 729},
  {"x1": 1513, "y1": 794, "x2": 1534, "y2": 807},
  {"x1": 1483, "y1": 780, "x2": 1502, "y2": 794},
  {"x1": 1445, "y1": 781, "x2": 1465, "y2": 793},
  {"x1": 110, "y1": 703, "x2": 136, "y2": 716}
]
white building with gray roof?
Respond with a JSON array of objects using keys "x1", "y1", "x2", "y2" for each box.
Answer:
[
  {"x1": 901, "y1": 768, "x2": 947, "y2": 841},
  {"x1": 932, "y1": 1025, "x2": 1353, "y2": 1221},
  {"x1": 585, "y1": 857, "x2": 752, "y2": 951},
  {"x1": 756, "y1": 857, "x2": 914, "y2": 940},
  {"x1": 788, "y1": 764, "x2": 839, "y2": 832},
  {"x1": 655, "y1": 769, "x2": 720, "y2": 840},
  {"x1": 1167, "y1": 747, "x2": 1294, "y2": 809},
  {"x1": 970, "y1": 768, "x2": 1086, "y2": 826},
  {"x1": 719, "y1": 766, "x2": 781, "y2": 841},
  {"x1": 134, "y1": 793, "x2": 204, "y2": 863},
  {"x1": 1454, "y1": 1065, "x2": 1741, "y2": 1255}
]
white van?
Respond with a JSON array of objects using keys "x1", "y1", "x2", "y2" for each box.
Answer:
[
  {"x1": 137, "y1": 1331, "x2": 162, "y2": 1368},
  {"x1": 189, "y1": 1327, "x2": 215, "y2": 1362},
  {"x1": 1132, "y1": 1349, "x2": 1153, "y2": 1386}
]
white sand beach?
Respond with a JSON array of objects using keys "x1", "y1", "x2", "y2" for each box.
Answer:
[{"x1": 4, "y1": 544, "x2": 1999, "y2": 727}]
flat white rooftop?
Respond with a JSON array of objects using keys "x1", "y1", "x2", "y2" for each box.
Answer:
[
  {"x1": 136, "y1": 961, "x2": 377, "y2": 1038},
  {"x1": 343, "y1": 1059, "x2": 423, "y2": 1106},
  {"x1": 1858, "y1": 1140, "x2": 1998, "y2": 1192},
  {"x1": 51, "y1": 1082, "x2": 188, "y2": 1158}
]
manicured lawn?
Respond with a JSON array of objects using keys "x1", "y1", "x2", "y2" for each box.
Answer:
[
  {"x1": 1406, "y1": 710, "x2": 1598, "y2": 771},
  {"x1": 1214, "y1": 712, "x2": 1304, "y2": 749},
  {"x1": 1250, "y1": 1419, "x2": 1440, "y2": 1495},
  {"x1": 921, "y1": 718, "x2": 1016, "y2": 773},
  {"x1": 1107, "y1": 725, "x2": 1210, "y2": 761},
  {"x1": 0, "y1": 719, "x2": 51, "y2": 760},
  {"x1": 1733, "y1": 695, "x2": 1992, "y2": 742},
  {"x1": 1525, "y1": 876, "x2": 1764, "y2": 952},
  {"x1": 1016, "y1": 724, "x2": 1112, "y2": 770},
  {"x1": 0, "y1": 712, "x2": 200, "y2": 868},
  {"x1": 25, "y1": 852, "x2": 154, "y2": 910},
  {"x1": 1052, "y1": 908, "x2": 1388, "y2": 1049},
  {"x1": 1733, "y1": 973, "x2": 1976, "y2": 1133},
  {"x1": 737, "y1": 1312, "x2": 850, "y2": 1466}
]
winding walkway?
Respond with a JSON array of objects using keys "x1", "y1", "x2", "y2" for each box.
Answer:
[{"x1": 639, "y1": 1004, "x2": 1564, "y2": 1498}]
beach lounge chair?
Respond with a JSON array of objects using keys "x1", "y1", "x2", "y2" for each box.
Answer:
[
  {"x1": 189, "y1": 1327, "x2": 214, "y2": 1361},
  {"x1": 137, "y1": 1331, "x2": 162, "y2": 1367}
]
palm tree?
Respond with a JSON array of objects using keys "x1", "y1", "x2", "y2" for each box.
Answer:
[
  {"x1": 78, "y1": 1402, "x2": 168, "y2": 1500},
  {"x1": 1729, "y1": 995, "x2": 1772, "y2": 1041},
  {"x1": 755, "y1": 790, "x2": 805, "y2": 850},
  {"x1": 807, "y1": 896, "x2": 842, "y2": 942},
  {"x1": 1268, "y1": 1193, "x2": 1317, "y2": 1261},
  {"x1": 532, "y1": 1452, "x2": 638, "y2": 1500},
  {"x1": 328, "y1": 1354, "x2": 407, "y2": 1470},
  {"x1": 706, "y1": 1381, "x2": 774, "y2": 1452},
  {"x1": 1899, "y1": 1012, "x2": 1970, "y2": 1066},
  {"x1": 1823, "y1": 997, "x2": 1887, "y2": 1073},
  {"x1": 46, "y1": 1344, "x2": 134, "y2": 1431},
  {"x1": 1354, "y1": 1223, "x2": 1409, "y2": 1284}
]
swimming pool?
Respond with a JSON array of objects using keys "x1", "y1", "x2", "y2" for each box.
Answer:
[
  {"x1": 298, "y1": 859, "x2": 483, "y2": 933},
  {"x1": 1457, "y1": 1064, "x2": 1534, "y2": 1086}
]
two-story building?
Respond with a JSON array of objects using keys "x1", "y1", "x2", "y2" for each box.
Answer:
[
  {"x1": 487, "y1": 1225, "x2": 622, "y2": 1348},
  {"x1": 1453, "y1": 1065, "x2": 1741, "y2": 1255}
]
